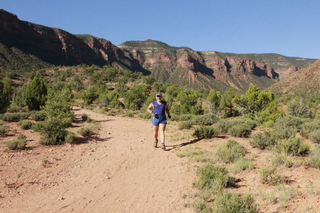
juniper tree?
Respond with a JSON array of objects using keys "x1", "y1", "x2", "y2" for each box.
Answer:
[{"x1": 25, "y1": 73, "x2": 47, "y2": 110}]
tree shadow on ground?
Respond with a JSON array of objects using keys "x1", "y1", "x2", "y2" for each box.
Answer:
[
  {"x1": 72, "y1": 135, "x2": 111, "y2": 144},
  {"x1": 164, "y1": 138, "x2": 202, "y2": 151},
  {"x1": 164, "y1": 135, "x2": 228, "y2": 151}
]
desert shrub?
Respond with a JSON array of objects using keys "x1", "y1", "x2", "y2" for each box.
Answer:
[
  {"x1": 216, "y1": 118, "x2": 256, "y2": 134},
  {"x1": 300, "y1": 120, "x2": 320, "y2": 138},
  {"x1": 65, "y1": 131, "x2": 76, "y2": 144},
  {"x1": 241, "y1": 118, "x2": 257, "y2": 129},
  {"x1": 7, "y1": 104, "x2": 22, "y2": 113},
  {"x1": 228, "y1": 125, "x2": 252, "y2": 137},
  {"x1": 138, "y1": 112, "x2": 151, "y2": 120},
  {"x1": 271, "y1": 153, "x2": 293, "y2": 168},
  {"x1": 193, "y1": 164, "x2": 234, "y2": 192},
  {"x1": 178, "y1": 120, "x2": 194, "y2": 130},
  {"x1": 211, "y1": 192, "x2": 258, "y2": 213},
  {"x1": 176, "y1": 147, "x2": 213, "y2": 162},
  {"x1": 17, "y1": 133, "x2": 27, "y2": 139},
  {"x1": 308, "y1": 145, "x2": 320, "y2": 168},
  {"x1": 287, "y1": 98, "x2": 309, "y2": 118},
  {"x1": 215, "y1": 119, "x2": 232, "y2": 133},
  {"x1": 0, "y1": 125, "x2": 7, "y2": 136},
  {"x1": 273, "y1": 115, "x2": 304, "y2": 131},
  {"x1": 2, "y1": 112, "x2": 30, "y2": 122},
  {"x1": 31, "y1": 110, "x2": 47, "y2": 121},
  {"x1": 192, "y1": 126, "x2": 220, "y2": 139},
  {"x1": 33, "y1": 117, "x2": 68, "y2": 145},
  {"x1": 78, "y1": 126, "x2": 94, "y2": 137},
  {"x1": 122, "y1": 111, "x2": 136, "y2": 117},
  {"x1": 192, "y1": 114, "x2": 218, "y2": 126},
  {"x1": 309, "y1": 130, "x2": 320, "y2": 143},
  {"x1": 216, "y1": 139, "x2": 246, "y2": 163},
  {"x1": 19, "y1": 120, "x2": 33, "y2": 130},
  {"x1": 273, "y1": 138, "x2": 310, "y2": 156},
  {"x1": 6, "y1": 139, "x2": 27, "y2": 150},
  {"x1": 249, "y1": 131, "x2": 277, "y2": 150},
  {"x1": 271, "y1": 126, "x2": 297, "y2": 139},
  {"x1": 81, "y1": 113, "x2": 89, "y2": 121},
  {"x1": 170, "y1": 114, "x2": 194, "y2": 122},
  {"x1": 233, "y1": 158, "x2": 255, "y2": 173},
  {"x1": 107, "y1": 109, "x2": 119, "y2": 116},
  {"x1": 260, "y1": 167, "x2": 288, "y2": 185},
  {"x1": 2, "y1": 113, "x2": 20, "y2": 122}
]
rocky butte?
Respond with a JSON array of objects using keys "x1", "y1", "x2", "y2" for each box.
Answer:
[{"x1": 0, "y1": 9, "x2": 316, "y2": 92}]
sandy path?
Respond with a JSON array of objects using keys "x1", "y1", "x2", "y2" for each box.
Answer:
[{"x1": 1, "y1": 107, "x2": 195, "y2": 213}]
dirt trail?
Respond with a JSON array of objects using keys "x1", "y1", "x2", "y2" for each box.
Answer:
[{"x1": 0, "y1": 107, "x2": 195, "y2": 213}]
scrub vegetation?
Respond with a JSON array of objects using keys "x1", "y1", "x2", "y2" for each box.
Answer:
[{"x1": 1, "y1": 64, "x2": 320, "y2": 212}]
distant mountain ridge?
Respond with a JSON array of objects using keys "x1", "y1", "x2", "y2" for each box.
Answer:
[
  {"x1": 269, "y1": 59, "x2": 320, "y2": 98},
  {"x1": 0, "y1": 9, "x2": 317, "y2": 92}
]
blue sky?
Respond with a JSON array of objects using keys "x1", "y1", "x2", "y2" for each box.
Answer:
[{"x1": 2, "y1": 0, "x2": 319, "y2": 59}]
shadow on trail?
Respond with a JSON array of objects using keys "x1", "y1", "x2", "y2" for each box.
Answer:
[
  {"x1": 73, "y1": 135, "x2": 112, "y2": 144},
  {"x1": 164, "y1": 138, "x2": 202, "y2": 151},
  {"x1": 95, "y1": 119, "x2": 113, "y2": 123},
  {"x1": 164, "y1": 135, "x2": 228, "y2": 151}
]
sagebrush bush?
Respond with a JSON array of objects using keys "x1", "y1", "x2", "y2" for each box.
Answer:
[
  {"x1": 7, "y1": 139, "x2": 27, "y2": 150},
  {"x1": 0, "y1": 125, "x2": 7, "y2": 136},
  {"x1": 31, "y1": 110, "x2": 47, "y2": 121},
  {"x1": 212, "y1": 192, "x2": 258, "y2": 213},
  {"x1": 19, "y1": 120, "x2": 33, "y2": 130},
  {"x1": 300, "y1": 120, "x2": 320, "y2": 138},
  {"x1": 170, "y1": 114, "x2": 194, "y2": 122},
  {"x1": 3, "y1": 112, "x2": 30, "y2": 122},
  {"x1": 249, "y1": 131, "x2": 277, "y2": 149},
  {"x1": 65, "y1": 131, "x2": 76, "y2": 144},
  {"x1": 192, "y1": 114, "x2": 218, "y2": 126},
  {"x1": 138, "y1": 112, "x2": 152, "y2": 120},
  {"x1": 273, "y1": 138, "x2": 310, "y2": 156},
  {"x1": 7, "y1": 104, "x2": 21, "y2": 113},
  {"x1": 273, "y1": 115, "x2": 305, "y2": 130},
  {"x1": 176, "y1": 147, "x2": 212, "y2": 162},
  {"x1": 178, "y1": 120, "x2": 194, "y2": 130},
  {"x1": 228, "y1": 125, "x2": 252, "y2": 137},
  {"x1": 17, "y1": 133, "x2": 27, "y2": 139},
  {"x1": 216, "y1": 139, "x2": 246, "y2": 163},
  {"x1": 81, "y1": 113, "x2": 89, "y2": 121},
  {"x1": 271, "y1": 153, "x2": 293, "y2": 167},
  {"x1": 233, "y1": 158, "x2": 255, "y2": 173},
  {"x1": 193, "y1": 164, "x2": 234, "y2": 192},
  {"x1": 216, "y1": 118, "x2": 256, "y2": 135},
  {"x1": 122, "y1": 111, "x2": 136, "y2": 117},
  {"x1": 308, "y1": 145, "x2": 320, "y2": 168},
  {"x1": 260, "y1": 167, "x2": 287, "y2": 185},
  {"x1": 309, "y1": 130, "x2": 320, "y2": 143},
  {"x1": 78, "y1": 126, "x2": 94, "y2": 137},
  {"x1": 192, "y1": 126, "x2": 220, "y2": 139},
  {"x1": 215, "y1": 119, "x2": 232, "y2": 134},
  {"x1": 272, "y1": 126, "x2": 297, "y2": 139}
]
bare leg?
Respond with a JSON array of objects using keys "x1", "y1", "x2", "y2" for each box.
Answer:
[
  {"x1": 154, "y1": 125, "x2": 159, "y2": 141},
  {"x1": 159, "y1": 124, "x2": 166, "y2": 144}
]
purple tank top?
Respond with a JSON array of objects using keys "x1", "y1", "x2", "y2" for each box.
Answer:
[{"x1": 152, "y1": 101, "x2": 166, "y2": 116}]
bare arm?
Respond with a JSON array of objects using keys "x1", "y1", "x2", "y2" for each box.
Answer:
[
  {"x1": 146, "y1": 103, "x2": 154, "y2": 114},
  {"x1": 165, "y1": 103, "x2": 171, "y2": 118}
]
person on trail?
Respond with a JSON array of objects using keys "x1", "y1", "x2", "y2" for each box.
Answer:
[{"x1": 146, "y1": 92, "x2": 171, "y2": 150}]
